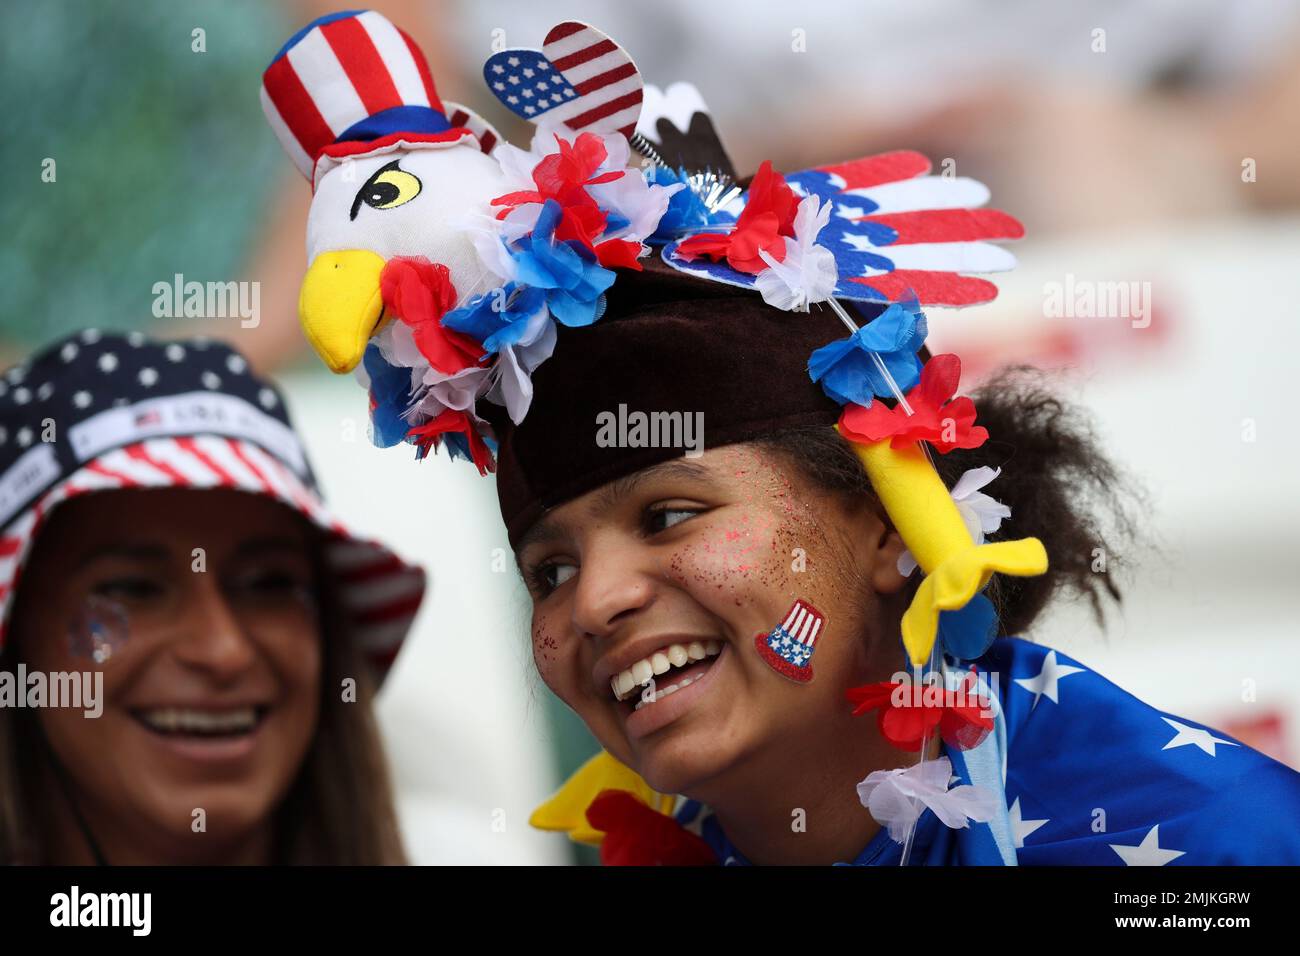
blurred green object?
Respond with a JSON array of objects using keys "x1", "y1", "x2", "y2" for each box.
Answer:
[{"x1": 0, "y1": 0, "x2": 286, "y2": 349}]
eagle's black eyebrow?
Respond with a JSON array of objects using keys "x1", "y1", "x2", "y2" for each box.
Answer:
[{"x1": 349, "y1": 159, "x2": 403, "y2": 221}]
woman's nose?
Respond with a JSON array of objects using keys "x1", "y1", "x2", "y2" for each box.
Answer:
[
  {"x1": 170, "y1": 577, "x2": 258, "y2": 679},
  {"x1": 569, "y1": 538, "x2": 657, "y2": 639}
]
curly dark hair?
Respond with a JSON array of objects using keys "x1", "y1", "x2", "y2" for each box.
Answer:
[{"x1": 755, "y1": 365, "x2": 1147, "y2": 638}]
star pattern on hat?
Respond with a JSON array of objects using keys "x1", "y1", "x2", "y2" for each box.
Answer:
[
  {"x1": 1160, "y1": 717, "x2": 1239, "y2": 757},
  {"x1": 766, "y1": 627, "x2": 812, "y2": 667},
  {"x1": 1109, "y1": 825, "x2": 1186, "y2": 866},
  {"x1": 1013, "y1": 650, "x2": 1085, "y2": 709},
  {"x1": 0, "y1": 330, "x2": 299, "y2": 511}
]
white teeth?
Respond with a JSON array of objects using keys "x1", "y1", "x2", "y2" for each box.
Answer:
[
  {"x1": 633, "y1": 675, "x2": 696, "y2": 711},
  {"x1": 611, "y1": 641, "x2": 723, "y2": 702},
  {"x1": 140, "y1": 707, "x2": 258, "y2": 734}
]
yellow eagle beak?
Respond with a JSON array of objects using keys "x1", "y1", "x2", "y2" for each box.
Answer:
[{"x1": 298, "y1": 249, "x2": 388, "y2": 374}]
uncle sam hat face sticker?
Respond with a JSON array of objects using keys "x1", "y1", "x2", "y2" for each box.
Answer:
[{"x1": 754, "y1": 600, "x2": 825, "y2": 683}]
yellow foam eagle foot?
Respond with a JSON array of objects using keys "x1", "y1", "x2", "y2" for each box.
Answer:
[
  {"x1": 902, "y1": 537, "x2": 1048, "y2": 667},
  {"x1": 843, "y1": 436, "x2": 1049, "y2": 667},
  {"x1": 529, "y1": 751, "x2": 675, "y2": 845}
]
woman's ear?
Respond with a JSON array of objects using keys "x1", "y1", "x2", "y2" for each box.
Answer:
[{"x1": 857, "y1": 507, "x2": 910, "y2": 595}]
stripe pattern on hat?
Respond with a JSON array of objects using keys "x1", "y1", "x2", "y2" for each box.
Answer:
[
  {"x1": 261, "y1": 9, "x2": 452, "y2": 179},
  {"x1": 0, "y1": 436, "x2": 423, "y2": 675}
]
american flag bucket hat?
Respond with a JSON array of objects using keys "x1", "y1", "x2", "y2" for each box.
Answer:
[
  {"x1": 0, "y1": 329, "x2": 426, "y2": 679},
  {"x1": 260, "y1": 9, "x2": 500, "y2": 190}
]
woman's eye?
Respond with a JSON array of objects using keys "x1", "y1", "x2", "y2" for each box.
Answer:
[
  {"x1": 645, "y1": 507, "x2": 701, "y2": 534},
  {"x1": 228, "y1": 567, "x2": 313, "y2": 602},
  {"x1": 529, "y1": 561, "x2": 577, "y2": 596},
  {"x1": 234, "y1": 571, "x2": 299, "y2": 592}
]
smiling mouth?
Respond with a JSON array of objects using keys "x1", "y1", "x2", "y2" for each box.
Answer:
[
  {"x1": 610, "y1": 641, "x2": 723, "y2": 712},
  {"x1": 131, "y1": 706, "x2": 269, "y2": 739}
]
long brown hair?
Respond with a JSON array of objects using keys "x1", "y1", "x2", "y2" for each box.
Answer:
[{"x1": 0, "y1": 522, "x2": 408, "y2": 865}]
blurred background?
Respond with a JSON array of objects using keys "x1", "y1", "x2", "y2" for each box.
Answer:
[{"x1": 2, "y1": 0, "x2": 1298, "y2": 863}]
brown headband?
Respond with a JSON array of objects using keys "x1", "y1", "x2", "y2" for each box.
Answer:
[{"x1": 481, "y1": 259, "x2": 886, "y2": 549}]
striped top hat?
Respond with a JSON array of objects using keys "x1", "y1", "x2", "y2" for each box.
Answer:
[{"x1": 261, "y1": 9, "x2": 498, "y2": 188}]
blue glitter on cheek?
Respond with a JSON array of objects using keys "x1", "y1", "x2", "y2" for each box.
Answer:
[{"x1": 67, "y1": 596, "x2": 130, "y2": 665}]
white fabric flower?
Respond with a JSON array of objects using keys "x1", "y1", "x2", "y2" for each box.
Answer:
[
  {"x1": 897, "y1": 466, "x2": 1012, "y2": 577},
  {"x1": 754, "y1": 195, "x2": 839, "y2": 311},
  {"x1": 856, "y1": 755, "x2": 1001, "y2": 843},
  {"x1": 484, "y1": 303, "x2": 558, "y2": 424},
  {"x1": 367, "y1": 320, "x2": 491, "y2": 426}
]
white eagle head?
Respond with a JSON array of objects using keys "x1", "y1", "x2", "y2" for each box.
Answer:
[
  {"x1": 260, "y1": 9, "x2": 506, "y2": 373},
  {"x1": 299, "y1": 143, "x2": 507, "y2": 373}
]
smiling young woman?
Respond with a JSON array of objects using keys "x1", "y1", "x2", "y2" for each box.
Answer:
[
  {"x1": 516, "y1": 444, "x2": 919, "y2": 864},
  {"x1": 477, "y1": 261, "x2": 1300, "y2": 867},
  {"x1": 510, "y1": 366, "x2": 1136, "y2": 865},
  {"x1": 0, "y1": 331, "x2": 425, "y2": 865}
]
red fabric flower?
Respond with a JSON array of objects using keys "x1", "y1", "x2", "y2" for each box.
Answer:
[
  {"x1": 591, "y1": 236, "x2": 645, "y2": 271},
  {"x1": 585, "y1": 790, "x2": 717, "y2": 866},
  {"x1": 674, "y1": 160, "x2": 798, "y2": 275},
  {"x1": 380, "y1": 257, "x2": 485, "y2": 375},
  {"x1": 406, "y1": 408, "x2": 495, "y2": 476},
  {"x1": 846, "y1": 669, "x2": 993, "y2": 752},
  {"x1": 491, "y1": 131, "x2": 636, "y2": 265},
  {"x1": 837, "y1": 353, "x2": 988, "y2": 452}
]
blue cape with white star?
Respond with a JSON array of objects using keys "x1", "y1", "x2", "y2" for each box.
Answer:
[{"x1": 681, "y1": 637, "x2": 1300, "y2": 865}]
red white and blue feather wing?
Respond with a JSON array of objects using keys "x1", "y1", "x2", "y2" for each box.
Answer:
[{"x1": 661, "y1": 150, "x2": 1024, "y2": 308}]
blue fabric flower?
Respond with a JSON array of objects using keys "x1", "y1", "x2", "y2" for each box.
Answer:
[
  {"x1": 509, "y1": 199, "x2": 615, "y2": 328},
  {"x1": 440, "y1": 432, "x2": 474, "y2": 464},
  {"x1": 416, "y1": 423, "x2": 498, "y2": 466},
  {"x1": 645, "y1": 166, "x2": 723, "y2": 244},
  {"x1": 937, "y1": 593, "x2": 998, "y2": 661},
  {"x1": 603, "y1": 208, "x2": 631, "y2": 237},
  {"x1": 442, "y1": 282, "x2": 548, "y2": 358},
  {"x1": 363, "y1": 343, "x2": 413, "y2": 448},
  {"x1": 807, "y1": 297, "x2": 928, "y2": 407}
]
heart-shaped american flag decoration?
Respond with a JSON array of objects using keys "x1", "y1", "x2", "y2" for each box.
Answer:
[{"x1": 482, "y1": 21, "x2": 643, "y2": 141}]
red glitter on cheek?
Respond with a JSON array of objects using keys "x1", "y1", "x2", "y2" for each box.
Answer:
[{"x1": 532, "y1": 616, "x2": 563, "y2": 674}]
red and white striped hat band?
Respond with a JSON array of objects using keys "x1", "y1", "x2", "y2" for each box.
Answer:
[
  {"x1": 779, "y1": 601, "x2": 824, "y2": 647},
  {"x1": 0, "y1": 435, "x2": 425, "y2": 677},
  {"x1": 260, "y1": 9, "x2": 498, "y2": 187}
]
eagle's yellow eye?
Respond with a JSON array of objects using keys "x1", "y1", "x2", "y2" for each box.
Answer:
[{"x1": 351, "y1": 161, "x2": 422, "y2": 219}]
